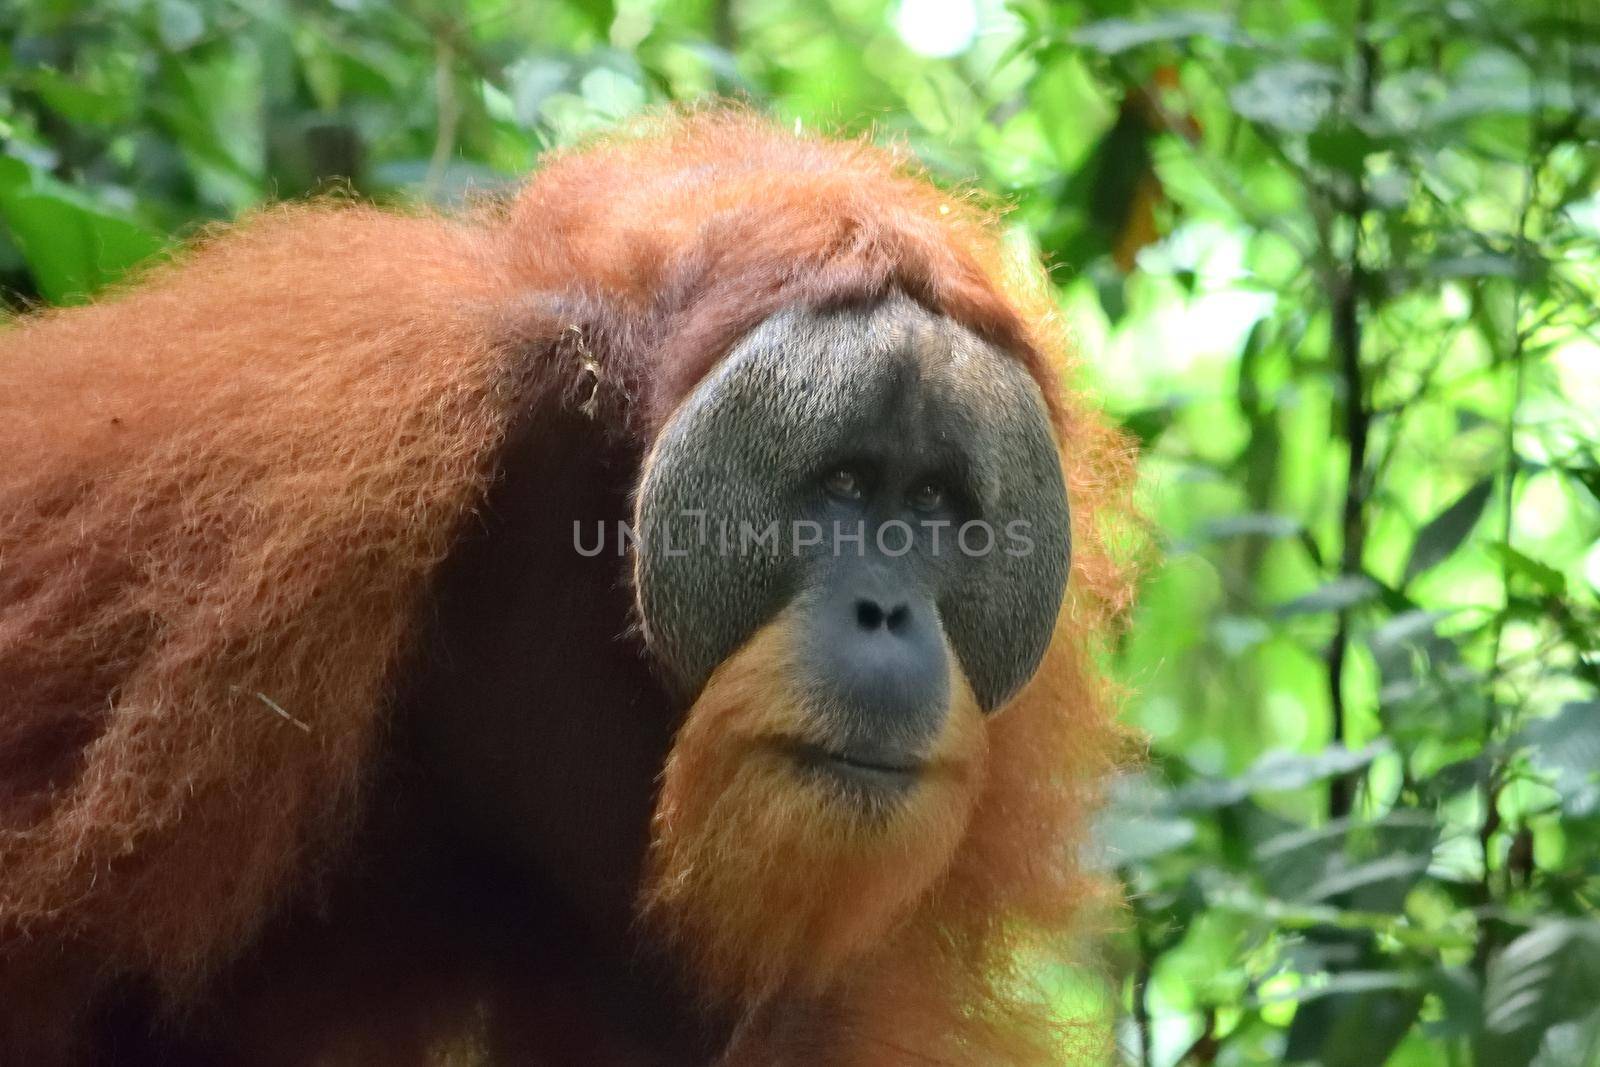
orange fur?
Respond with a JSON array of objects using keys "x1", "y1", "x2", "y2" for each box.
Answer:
[
  {"x1": 644, "y1": 609, "x2": 987, "y2": 1007},
  {"x1": 0, "y1": 105, "x2": 1140, "y2": 1062},
  {"x1": 0, "y1": 207, "x2": 530, "y2": 1055}
]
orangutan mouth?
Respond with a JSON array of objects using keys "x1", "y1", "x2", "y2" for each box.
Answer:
[{"x1": 782, "y1": 739, "x2": 927, "y2": 792}]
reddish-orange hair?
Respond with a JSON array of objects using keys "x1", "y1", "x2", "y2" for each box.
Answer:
[{"x1": 0, "y1": 107, "x2": 1139, "y2": 1062}]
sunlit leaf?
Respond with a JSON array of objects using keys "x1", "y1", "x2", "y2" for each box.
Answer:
[
  {"x1": 1491, "y1": 543, "x2": 1567, "y2": 597},
  {"x1": 1262, "y1": 969, "x2": 1421, "y2": 1004},
  {"x1": 568, "y1": 0, "x2": 617, "y2": 37},
  {"x1": 0, "y1": 155, "x2": 29, "y2": 194}
]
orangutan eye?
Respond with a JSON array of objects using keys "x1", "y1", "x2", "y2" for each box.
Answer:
[
  {"x1": 823, "y1": 467, "x2": 864, "y2": 501},
  {"x1": 908, "y1": 480, "x2": 945, "y2": 512}
]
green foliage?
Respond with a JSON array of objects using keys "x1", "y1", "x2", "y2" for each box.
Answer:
[
  {"x1": 3, "y1": 0, "x2": 1597, "y2": 1062},
  {"x1": 1062, "y1": 3, "x2": 1600, "y2": 1062}
]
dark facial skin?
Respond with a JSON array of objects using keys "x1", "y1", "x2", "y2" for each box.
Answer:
[
  {"x1": 785, "y1": 381, "x2": 971, "y2": 787},
  {"x1": 793, "y1": 454, "x2": 958, "y2": 786},
  {"x1": 635, "y1": 296, "x2": 1072, "y2": 794}
]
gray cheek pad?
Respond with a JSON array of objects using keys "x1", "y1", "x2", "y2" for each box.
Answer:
[
  {"x1": 633, "y1": 299, "x2": 1070, "y2": 711},
  {"x1": 926, "y1": 329, "x2": 1072, "y2": 711}
]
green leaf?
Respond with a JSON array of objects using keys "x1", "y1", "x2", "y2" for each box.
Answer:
[
  {"x1": 1255, "y1": 809, "x2": 1433, "y2": 908},
  {"x1": 1118, "y1": 404, "x2": 1176, "y2": 449},
  {"x1": 27, "y1": 67, "x2": 134, "y2": 126},
  {"x1": 1201, "y1": 512, "x2": 1304, "y2": 541},
  {"x1": 1480, "y1": 921, "x2": 1600, "y2": 1067},
  {"x1": 1429, "y1": 965, "x2": 1484, "y2": 1039},
  {"x1": 0, "y1": 155, "x2": 31, "y2": 195},
  {"x1": 1368, "y1": 608, "x2": 1457, "y2": 679},
  {"x1": 1533, "y1": 1006, "x2": 1600, "y2": 1067},
  {"x1": 1516, "y1": 701, "x2": 1600, "y2": 816},
  {"x1": 1404, "y1": 478, "x2": 1493, "y2": 583},
  {"x1": 1072, "y1": 13, "x2": 1242, "y2": 55},
  {"x1": 1426, "y1": 253, "x2": 1528, "y2": 279},
  {"x1": 1564, "y1": 466, "x2": 1600, "y2": 509},
  {"x1": 1244, "y1": 743, "x2": 1386, "y2": 793},
  {"x1": 1097, "y1": 774, "x2": 1197, "y2": 865},
  {"x1": 0, "y1": 189, "x2": 163, "y2": 303},
  {"x1": 1284, "y1": 977, "x2": 1425, "y2": 1067},
  {"x1": 1307, "y1": 122, "x2": 1379, "y2": 174},
  {"x1": 1422, "y1": 755, "x2": 1493, "y2": 801},
  {"x1": 1173, "y1": 743, "x2": 1387, "y2": 810},
  {"x1": 295, "y1": 28, "x2": 345, "y2": 111},
  {"x1": 1368, "y1": 608, "x2": 1451, "y2": 648},
  {"x1": 508, "y1": 55, "x2": 573, "y2": 127},
  {"x1": 1276, "y1": 575, "x2": 1380, "y2": 617},
  {"x1": 569, "y1": 0, "x2": 617, "y2": 37},
  {"x1": 1230, "y1": 60, "x2": 1340, "y2": 134},
  {"x1": 1491, "y1": 543, "x2": 1567, "y2": 597},
  {"x1": 1297, "y1": 853, "x2": 1431, "y2": 905},
  {"x1": 156, "y1": 0, "x2": 206, "y2": 52},
  {"x1": 1264, "y1": 969, "x2": 1422, "y2": 1004},
  {"x1": 1096, "y1": 808, "x2": 1196, "y2": 866}
]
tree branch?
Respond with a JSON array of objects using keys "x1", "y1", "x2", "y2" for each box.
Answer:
[{"x1": 1326, "y1": 0, "x2": 1379, "y2": 821}]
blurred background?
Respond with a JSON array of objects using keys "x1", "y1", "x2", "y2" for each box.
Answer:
[{"x1": 2, "y1": 0, "x2": 1597, "y2": 1063}]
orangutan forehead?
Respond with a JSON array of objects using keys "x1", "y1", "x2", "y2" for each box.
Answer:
[{"x1": 704, "y1": 295, "x2": 1057, "y2": 450}]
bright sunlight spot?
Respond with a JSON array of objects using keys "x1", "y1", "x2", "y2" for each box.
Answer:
[{"x1": 892, "y1": 0, "x2": 978, "y2": 58}]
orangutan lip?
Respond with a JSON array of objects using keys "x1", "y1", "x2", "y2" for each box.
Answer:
[{"x1": 783, "y1": 741, "x2": 925, "y2": 787}]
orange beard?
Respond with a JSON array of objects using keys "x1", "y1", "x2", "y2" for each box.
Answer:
[{"x1": 640, "y1": 610, "x2": 988, "y2": 1009}]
